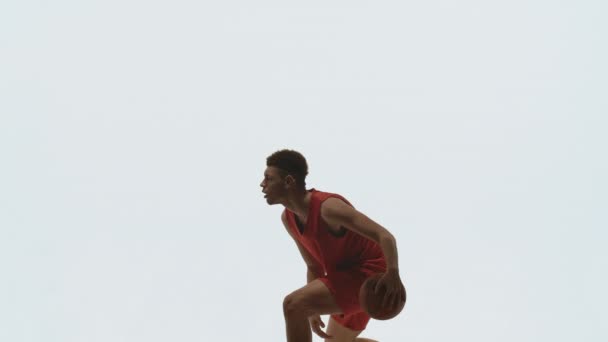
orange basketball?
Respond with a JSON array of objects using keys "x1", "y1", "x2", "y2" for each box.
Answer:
[{"x1": 359, "y1": 273, "x2": 406, "y2": 320}]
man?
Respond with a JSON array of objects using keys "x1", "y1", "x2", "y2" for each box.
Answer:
[{"x1": 260, "y1": 149, "x2": 406, "y2": 342}]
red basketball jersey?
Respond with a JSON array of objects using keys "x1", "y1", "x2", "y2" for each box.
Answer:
[{"x1": 283, "y1": 189, "x2": 386, "y2": 276}]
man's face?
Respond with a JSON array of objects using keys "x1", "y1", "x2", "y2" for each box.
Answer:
[{"x1": 260, "y1": 166, "x2": 287, "y2": 205}]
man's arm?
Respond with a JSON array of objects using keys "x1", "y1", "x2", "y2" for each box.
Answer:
[
  {"x1": 321, "y1": 198, "x2": 406, "y2": 309},
  {"x1": 281, "y1": 211, "x2": 325, "y2": 281},
  {"x1": 320, "y1": 198, "x2": 399, "y2": 271}
]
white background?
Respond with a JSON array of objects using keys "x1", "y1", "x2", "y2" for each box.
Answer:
[{"x1": 1, "y1": 1, "x2": 607, "y2": 341}]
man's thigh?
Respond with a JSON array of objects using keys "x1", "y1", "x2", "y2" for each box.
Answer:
[
  {"x1": 324, "y1": 317, "x2": 363, "y2": 342},
  {"x1": 284, "y1": 279, "x2": 343, "y2": 317}
]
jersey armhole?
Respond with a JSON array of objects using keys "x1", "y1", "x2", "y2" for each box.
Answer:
[{"x1": 318, "y1": 195, "x2": 350, "y2": 238}]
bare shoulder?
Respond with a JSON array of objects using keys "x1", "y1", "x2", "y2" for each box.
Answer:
[
  {"x1": 321, "y1": 197, "x2": 389, "y2": 243},
  {"x1": 320, "y1": 197, "x2": 356, "y2": 223}
]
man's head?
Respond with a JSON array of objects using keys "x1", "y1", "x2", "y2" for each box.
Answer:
[{"x1": 261, "y1": 149, "x2": 308, "y2": 204}]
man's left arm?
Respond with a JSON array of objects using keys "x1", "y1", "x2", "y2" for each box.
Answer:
[
  {"x1": 320, "y1": 198, "x2": 399, "y2": 270},
  {"x1": 320, "y1": 197, "x2": 405, "y2": 307}
]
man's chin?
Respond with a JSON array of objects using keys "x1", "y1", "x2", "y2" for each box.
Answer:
[{"x1": 265, "y1": 197, "x2": 279, "y2": 205}]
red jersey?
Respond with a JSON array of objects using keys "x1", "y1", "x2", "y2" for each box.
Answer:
[
  {"x1": 283, "y1": 189, "x2": 386, "y2": 277},
  {"x1": 283, "y1": 189, "x2": 388, "y2": 331}
]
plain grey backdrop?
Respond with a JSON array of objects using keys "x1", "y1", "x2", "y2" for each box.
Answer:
[{"x1": 1, "y1": 1, "x2": 607, "y2": 341}]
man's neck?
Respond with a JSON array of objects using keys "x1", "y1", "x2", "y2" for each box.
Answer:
[{"x1": 283, "y1": 189, "x2": 312, "y2": 219}]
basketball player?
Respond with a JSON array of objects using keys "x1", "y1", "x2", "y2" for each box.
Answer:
[{"x1": 260, "y1": 149, "x2": 406, "y2": 342}]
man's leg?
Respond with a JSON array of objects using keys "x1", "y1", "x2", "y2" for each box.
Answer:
[
  {"x1": 283, "y1": 279, "x2": 343, "y2": 342},
  {"x1": 325, "y1": 317, "x2": 380, "y2": 342}
]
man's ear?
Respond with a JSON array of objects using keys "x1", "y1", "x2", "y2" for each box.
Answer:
[{"x1": 284, "y1": 174, "x2": 296, "y2": 187}]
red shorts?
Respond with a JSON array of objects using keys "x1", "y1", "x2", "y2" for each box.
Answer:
[{"x1": 318, "y1": 262, "x2": 386, "y2": 331}]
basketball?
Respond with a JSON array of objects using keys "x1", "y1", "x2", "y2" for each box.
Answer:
[{"x1": 359, "y1": 273, "x2": 406, "y2": 320}]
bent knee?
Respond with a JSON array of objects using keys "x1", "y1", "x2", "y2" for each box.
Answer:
[{"x1": 283, "y1": 293, "x2": 311, "y2": 317}]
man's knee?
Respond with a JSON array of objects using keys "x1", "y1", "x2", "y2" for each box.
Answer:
[
  {"x1": 283, "y1": 292, "x2": 310, "y2": 317},
  {"x1": 283, "y1": 279, "x2": 342, "y2": 318}
]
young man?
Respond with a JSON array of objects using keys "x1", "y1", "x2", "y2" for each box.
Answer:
[{"x1": 260, "y1": 149, "x2": 406, "y2": 342}]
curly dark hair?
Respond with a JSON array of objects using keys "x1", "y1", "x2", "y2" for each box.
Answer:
[{"x1": 266, "y1": 149, "x2": 308, "y2": 188}]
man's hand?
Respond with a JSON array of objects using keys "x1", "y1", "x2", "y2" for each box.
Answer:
[
  {"x1": 374, "y1": 269, "x2": 406, "y2": 310},
  {"x1": 308, "y1": 315, "x2": 333, "y2": 339}
]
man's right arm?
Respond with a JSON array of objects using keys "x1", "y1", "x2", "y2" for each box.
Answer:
[{"x1": 281, "y1": 211, "x2": 325, "y2": 282}]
